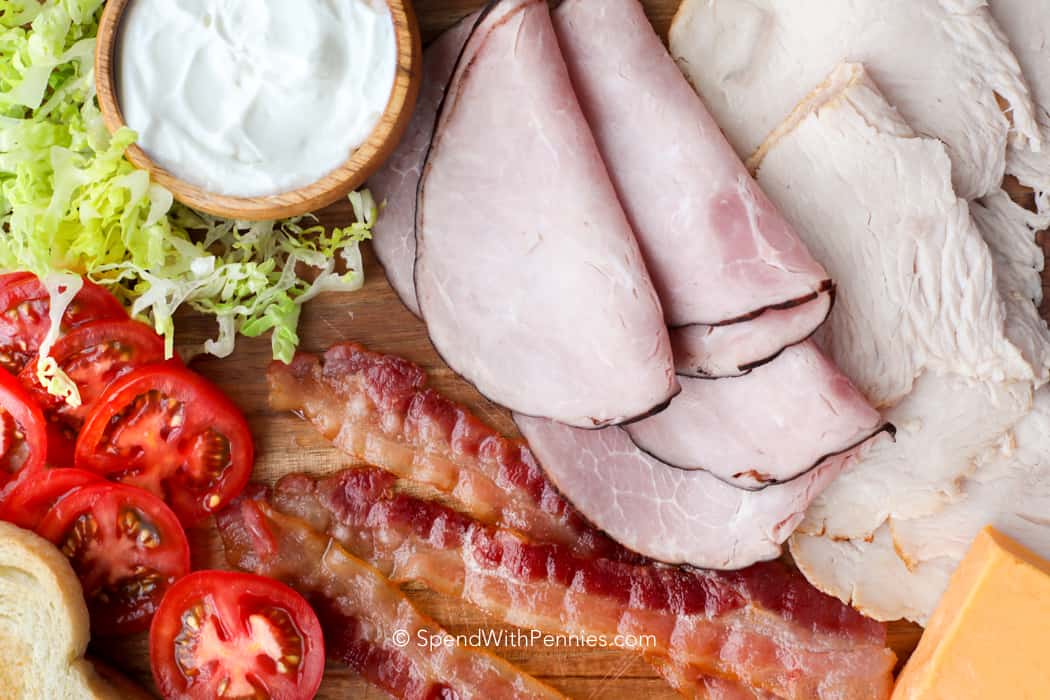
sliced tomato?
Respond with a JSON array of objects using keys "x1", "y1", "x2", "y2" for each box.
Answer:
[
  {"x1": 0, "y1": 467, "x2": 101, "y2": 530},
  {"x1": 36, "y1": 482, "x2": 190, "y2": 635},
  {"x1": 150, "y1": 571, "x2": 325, "y2": 700},
  {"x1": 0, "y1": 275, "x2": 126, "y2": 374},
  {"x1": 0, "y1": 272, "x2": 34, "y2": 292},
  {"x1": 0, "y1": 368, "x2": 46, "y2": 489},
  {"x1": 74, "y1": 363, "x2": 253, "y2": 525},
  {"x1": 19, "y1": 319, "x2": 167, "y2": 461}
]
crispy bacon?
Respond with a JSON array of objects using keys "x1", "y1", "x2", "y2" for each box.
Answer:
[
  {"x1": 651, "y1": 659, "x2": 779, "y2": 700},
  {"x1": 216, "y1": 490, "x2": 565, "y2": 700},
  {"x1": 269, "y1": 468, "x2": 895, "y2": 700},
  {"x1": 268, "y1": 343, "x2": 631, "y2": 559}
]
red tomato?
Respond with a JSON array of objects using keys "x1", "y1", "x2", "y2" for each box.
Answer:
[
  {"x1": 36, "y1": 482, "x2": 190, "y2": 635},
  {"x1": 19, "y1": 319, "x2": 166, "y2": 461},
  {"x1": 0, "y1": 275, "x2": 126, "y2": 374},
  {"x1": 150, "y1": 571, "x2": 325, "y2": 700},
  {"x1": 74, "y1": 364, "x2": 253, "y2": 525},
  {"x1": 0, "y1": 368, "x2": 46, "y2": 489},
  {"x1": 0, "y1": 467, "x2": 101, "y2": 530},
  {"x1": 0, "y1": 272, "x2": 34, "y2": 291}
]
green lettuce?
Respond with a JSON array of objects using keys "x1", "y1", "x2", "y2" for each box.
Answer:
[{"x1": 0, "y1": 0, "x2": 374, "y2": 376}]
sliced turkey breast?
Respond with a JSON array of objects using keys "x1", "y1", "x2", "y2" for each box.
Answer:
[
  {"x1": 623, "y1": 341, "x2": 888, "y2": 490},
  {"x1": 790, "y1": 527, "x2": 956, "y2": 626},
  {"x1": 369, "y1": 16, "x2": 475, "y2": 316},
  {"x1": 752, "y1": 64, "x2": 1046, "y2": 409},
  {"x1": 415, "y1": 0, "x2": 677, "y2": 428},
  {"x1": 798, "y1": 374, "x2": 1031, "y2": 541},
  {"x1": 515, "y1": 414, "x2": 872, "y2": 570},
  {"x1": 794, "y1": 387, "x2": 1050, "y2": 625},
  {"x1": 669, "y1": 0, "x2": 1040, "y2": 201},
  {"x1": 991, "y1": 0, "x2": 1050, "y2": 217},
  {"x1": 552, "y1": 0, "x2": 831, "y2": 377},
  {"x1": 752, "y1": 65, "x2": 1046, "y2": 543}
]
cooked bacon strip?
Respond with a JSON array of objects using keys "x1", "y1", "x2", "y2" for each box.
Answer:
[
  {"x1": 270, "y1": 468, "x2": 896, "y2": 700},
  {"x1": 268, "y1": 343, "x2": 631, "y2": 560},
  {"x1": 216, "y1": 489, "x2": 565, "y2": 700},
  {"x1": 651, "y1": 659, "x2": 778, "y2": 700}
]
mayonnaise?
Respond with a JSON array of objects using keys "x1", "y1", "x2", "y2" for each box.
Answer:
[{"x1": 118, "y1": 0, "x2": 398, "y2": 198}]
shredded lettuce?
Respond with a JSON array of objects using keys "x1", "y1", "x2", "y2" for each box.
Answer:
[{"x1": 0, "y1": 0, "x2": 374, "y2": 370}]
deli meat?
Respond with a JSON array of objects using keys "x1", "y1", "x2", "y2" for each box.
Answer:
[
  {"x1": 217, "y1": 490, "x2": 565, "y2": 699},
  {"x1": 624, "y1": 341, "x2": 888, "y2": 489},
  {"x1": 415, "y1": 0, "x2": 677, "y2": 427},
  {"x1": 267, "y1": 343, "x2": 629, "y2": 559},
  {"x1": 669, "y1": 0, "x2": 1041, "y2": 201},
  {"x1": 670, "y1": 290, "x2": 832, "y2": 378},
  {"x1": 746, "y1": 65, "x2": 1047, "y2": 541},
  {"x1": 516, "y1": 415, "x2": 862, "y2": 570},
  {"x1": 369, "y1": 16, "x2": 475, "y2": 315},
  {"x1": 270, "y1": 468, "x2": 896, "y2": 700},
  {"x1": 992, "y1": 0, "x2": 1050, "y2": 218},
  {"x1": 552, "y1": 0, "x2": 832, "y2": 376}
]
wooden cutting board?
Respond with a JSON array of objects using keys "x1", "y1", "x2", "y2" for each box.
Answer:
[{"x1": 94, "y1": 0, "x2": 1048, "y2": 695}]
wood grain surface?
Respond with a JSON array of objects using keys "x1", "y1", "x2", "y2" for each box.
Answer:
[
  {"x1": 91, "y1": 0, "x2": 1042, "y2": 696},
  {"x1": 94, "y1": 0, "x2": 422, "y2": 220}
]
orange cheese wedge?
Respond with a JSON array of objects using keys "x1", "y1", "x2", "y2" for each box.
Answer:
[{"x1": 893, "y1": 526, "x2": 1050, "y2": 699}]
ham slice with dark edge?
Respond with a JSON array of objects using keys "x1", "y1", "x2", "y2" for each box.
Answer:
[
  {"x1": 369, "y1": 15, "x2": 476, "y2": 316},
  {"x1": 267, "y1": 343, "x2": 631, "y2": 559},
  {"x1": 551, "y1": 0, "x2": 833, "y2": 377},
  {"x1": 670, "y1": 287, "x2": 833, "y2": 378},
  {"x1": 217, "y1": 490, "x2": 565, "y2": 700},
  {"x1": 516, "y1": 415, "x2": 866, "y2": 570},
  {"x1": 624, "y1": 341, "x2": 891, "y2": 489},
  {"x1": 414, "y1": 0, "x2": 677, "y2": 427},
  {"x1": 268, "y1": 468, "x2": 896, "y2": 700}
]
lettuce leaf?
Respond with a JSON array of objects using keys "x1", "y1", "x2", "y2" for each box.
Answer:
[{"x1": 0, "y1": 0, "x2": 374, "y2": 371}]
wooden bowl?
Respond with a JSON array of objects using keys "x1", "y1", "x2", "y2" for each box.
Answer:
[{"x1": 95, "y1": 0, "x2": 422, "y2": 221}]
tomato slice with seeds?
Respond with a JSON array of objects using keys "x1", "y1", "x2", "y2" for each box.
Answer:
[
  {"x1": 19, "y1": 319, "x2": 167, "y2": 462},
  {"x1": 75, "y1": 364, "x2": 253, "y2": 526},
  {"x1": 0, "y1": 367, "x2": 46, "y2": 489},
  {"x1": 151, "y1": 571, "x2": 325, "y2": 700},
  {"x1": 0, "y1": 467, "x2": 101, "y2": 530},
  {"x1": 36, "y1": 482, "x2": 190, "y2": 635},
  {"x1": 0, "y1": 275, "x2": 127, "y2": 374}
]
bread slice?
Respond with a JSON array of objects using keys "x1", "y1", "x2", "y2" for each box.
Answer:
[{"x1": 0, "y1": 521, "x2": 140, "y2": 699}]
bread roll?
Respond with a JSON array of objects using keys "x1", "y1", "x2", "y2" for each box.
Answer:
[{"x1": 0, "y1": 521, "x2": 144, "y2": 699}]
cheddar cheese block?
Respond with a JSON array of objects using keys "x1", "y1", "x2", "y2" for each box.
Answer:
[{"x1": 892, "y1": 526, "x2": 1050, "y2": 699}]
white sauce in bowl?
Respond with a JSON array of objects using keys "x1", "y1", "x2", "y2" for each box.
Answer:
[{"x1": 118, "y1": 0, "x2": 398, "y2": 198}]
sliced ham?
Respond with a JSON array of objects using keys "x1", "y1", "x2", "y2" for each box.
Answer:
[
  {"x1": 624, "y1": 341, "x2": 888, "y2": 490},
  {"x1": 369, "y1": 16, "x2": 475, "y2": 315},
  {"x1": 217, "y1": 490, "x2": 565, "y2": 699},
  {"x1": 270, "y1": 468, "x2": 896, "y2": 700},
  {"x1": 515, "y1": 414, "x2": 873, "y2": 570},
  {"x1": 669, "y1": 0, "x2": 1041, "y2": 201},
  {"x1": 552, "y1": 0, "x2": 831, "y2": 376},
  {"x1": 671, "y1": 288, "x2": 833, "y2": 378},
  {"x1": 415, "y1": 0, "x2": 676, "y2": 427}
]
